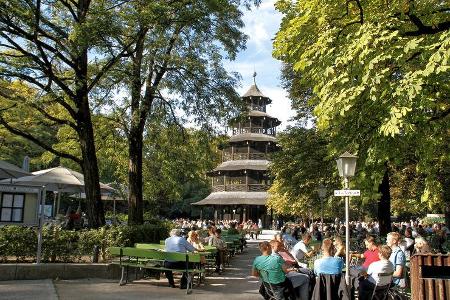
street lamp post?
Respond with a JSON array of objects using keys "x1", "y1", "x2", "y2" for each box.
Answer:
[
  {"x1": 336, "y1": 152, "x2": 358, "y2": 287},
  {"x1": 317, "y1": 185, "x2": 327, "y2": 232}
]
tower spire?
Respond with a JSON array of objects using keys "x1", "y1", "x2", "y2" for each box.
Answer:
[{"x1": 253, "y1": 71, "x2": 257, "y2": 85}]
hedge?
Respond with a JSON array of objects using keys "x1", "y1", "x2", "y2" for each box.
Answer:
[{"x1": 0, "y1": 222, "x2": 172, "y2": 263}]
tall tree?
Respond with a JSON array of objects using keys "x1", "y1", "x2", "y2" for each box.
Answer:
[
  {"x1": 109, "y1": 0, "x2": 258, "y2": 224},
  {"x1": 267, "y1": 127, "x2": 338, "y2": 217},
  {"x1": 273, "y1": 0, "x2": 450, "y2": 226},
  {"x1": 0, "y1": 0, "x2": 134, "y2": 227}
]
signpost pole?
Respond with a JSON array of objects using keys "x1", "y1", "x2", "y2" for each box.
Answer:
[{"x1": 344, "y1": 178, "x2": 350, "y2": 286}]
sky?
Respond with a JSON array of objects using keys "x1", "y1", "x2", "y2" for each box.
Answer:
[{"x1": 224, "y1": 0, "x2": 296, "y2": 131}]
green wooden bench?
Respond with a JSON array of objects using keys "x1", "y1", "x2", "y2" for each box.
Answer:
[
  {"x1": 136, "y1": 243, "x2": 218, "y2": 275},
  {"x1": 109, "y1": 247, "x2": 204, "y2": 294}
]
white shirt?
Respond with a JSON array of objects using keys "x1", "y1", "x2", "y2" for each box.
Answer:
[
  {"x1": 367, "y1": 259, "x2": 394, "y2": 286},
  {"x1": 291, "y1": 240, "x2": 309, "y2": 261}
]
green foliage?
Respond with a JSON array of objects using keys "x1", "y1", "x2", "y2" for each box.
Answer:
[
  {"x1": 0, "y1": 223, "x2": 171, "y2": 263},
  {"x1": 142, "y1": 125, "x2": 220, "y2": 217},
  {"x1": 267, "y1": 126, "x2": 338, "y2": 216},
  {"x1": 273, "y1": 0, "x2": 450, "y2": 216},
  {"x1": 0, "y1": 226, "x2": 36, "y2": 262},
  {"x1": 421, "y1": 217, "x2": 445, "y2": 225}
]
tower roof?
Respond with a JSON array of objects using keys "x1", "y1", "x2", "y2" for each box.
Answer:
[{"x1": 242, "y1": 84, "x2": 266, "y2": 98}]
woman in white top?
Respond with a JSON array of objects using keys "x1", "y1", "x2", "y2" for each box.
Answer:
[
  {"x1": 358, "y1": 245, "x2": 395, "y2": 300},
  {"x1": 400, "y1": 227, "x2": 415, "y2": 259}
]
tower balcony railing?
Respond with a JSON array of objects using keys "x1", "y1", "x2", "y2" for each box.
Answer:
[
  {"x1": 248, "y1": 104, "x2": 265, "y2": 112},
  {"x1": 222, "y1": 152, "x2": 268, "y2": 161},
  {"x1": 232, "y1": 127, "x2": 276, "y2": 136},
  {"x1": 212, "y1": 184, "x2": 269, "y2": 192}
]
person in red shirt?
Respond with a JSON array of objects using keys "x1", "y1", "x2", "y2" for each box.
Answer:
[
  {"x1": 351, "y1": 235, "x2": 380, "y2": 271},
  {"x1": 349, "y1": 236, "x2": 380, "y2": 292}
]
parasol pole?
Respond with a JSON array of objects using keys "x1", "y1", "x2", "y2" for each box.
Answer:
[
  {"x1": 36, "y1": 186, "x2": 46, "y2": 264},
  {"x1": 56, "y1": 187, "x2": 61, "y2": 216}
]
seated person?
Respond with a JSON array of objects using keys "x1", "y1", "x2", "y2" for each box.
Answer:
[
  {"x1": 282, "y1": 227, "x2": 298, "y2": 250},
  {"x1": 333, "y1": 236, "x2": 346, "y2": 259},
  {"x1": 400, "y1": 228, "x2": 415, "y2": 259},
  {"x1": 350, "y1": 235, "x2": 380, "y2": 272},
  {"x1": 227, "y1": 222, "x2": 240, "y2": 235},
  {"x1": 208, "y1": 228, "x2": 227, "y2": 273},
  {"x1": 204, "y1": 225, "x2": 216, "y2": 244},
  {"x1": 251, "y1": 241, "x2": 295, "y2": 300},
  {"x1": 270, "y1": 233, "x2": 297, "y2": 267},
  {"x1": 291, "y1": 233, "x2": 316, "y2": 267},
  {"x1": 164, "y1": 229, "x2": 196, "y2": 289},
  {"x1": 187, "y1": 230, "x2": 206, "y2": 264},
  {"x1": 413, "y1": 237, "x2": 431, "y2": 254},
  {"x1": 358, "y1": 245, "x2": 394, "y2": 300},
  {"x1": 387, "y1": 232, "x2": 406, "y2": 287},
  {"x1": 250, "y1": 222, "x2": 260, "y2": 239},
  {"x1": 270, "y1": 240, "x2": 309, "y2": 300},
  {"x1": 314, "y1": 238, "x2": 344, "y2": 275}
]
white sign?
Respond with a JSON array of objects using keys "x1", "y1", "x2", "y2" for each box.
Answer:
[
  {"x1": 334, "y1": 190, "x2": 360, "y2": 197},
  {"x1": 0, "y1": 184, "x2": 40, "y2": 194}
]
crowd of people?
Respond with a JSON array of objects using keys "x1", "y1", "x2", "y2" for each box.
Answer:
[
  {"x1": 172, "y1": 218, "x2": 262, "y2": 236},
  {"x1": 251, "y1": 219, "x2": 448, "y2": 300},
  {"x1": 161, "y1": 217, "x2": 447, "y2": 297},
  {"x1": 162, "y1": 220, "x2": 251, "y2": 289}
]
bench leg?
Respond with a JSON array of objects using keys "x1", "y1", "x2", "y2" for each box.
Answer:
[{"x1": 119, "y1": 266, "x2": 126, "y2": 286}]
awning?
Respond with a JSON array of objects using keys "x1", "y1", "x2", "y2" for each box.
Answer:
[
  {"x1": 229, "y1": 133, "x2": 277, "y2": 143},
  {"x1": 0, "y1": 160, "x2": 31, "y2": 180},
  {"x1": 192, "y1": 191, "x2": 268, "y2": 206},
  {"x1": 212, "y1": 160, "x2": 269, "y2": 172}
]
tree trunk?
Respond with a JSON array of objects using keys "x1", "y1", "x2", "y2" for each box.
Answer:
[
  {"x1": 128, "y1": 127, "x2": 144, "y2": 225},
  {"x1": 75, "y1": 33, "x2": 104, "y2": 228},
  {"x1": 79, "y1": 125, "x2": 105, "y2": 228},
  {"x1": 77, "y1": 88, "x2": 104, "y2": 227},
  {"x1": 378, "y1": 163, "x2": 392, "y2": 236}
]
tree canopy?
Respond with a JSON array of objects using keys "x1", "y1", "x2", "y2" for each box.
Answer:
[{"x1": 272, "y1": 0, "x2": 450, "y2": 223}]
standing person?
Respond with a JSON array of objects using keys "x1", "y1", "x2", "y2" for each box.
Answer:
[
  {"x1": 208, "y1": 228, "x2": 227, "y2": 273},
  {"x1": 251, "y1": 241, "x2": 295, "y2": 300},
  {"x1": 358, "y1": 245, "x2": 395, "y2": 300},
  {"x1": 164, "y1": 229, "x2": 196, "y2": 289},
  {"x1": 386, "y1": 232, "x2": 406, "y2": 287},
  {"x1": 312, "y1": 225, "x2": 323, "y2": 242},
  {"x1": 258, "y1": 218, "x2": 263, "y2": 229}
]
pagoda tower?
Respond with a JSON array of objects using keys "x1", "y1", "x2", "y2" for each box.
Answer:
[{"x1": 194, "y1": 75, "x2": 280, "y2": 227}]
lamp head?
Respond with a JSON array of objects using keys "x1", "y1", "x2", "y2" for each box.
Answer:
[
  {"x1": 318, "y1": 184, "x2": 327, "y2": 198},
  {"x1": 336, "y1": 152, "x2": 358, "y2": 177}
]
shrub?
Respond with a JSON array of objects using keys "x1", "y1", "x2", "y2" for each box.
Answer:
[
  {"x1": 0, "y1": 226, "x2": 36, "y2": 262},
  {"x1": 0, "y1": 222, "x2": 172, "y2": 263}
]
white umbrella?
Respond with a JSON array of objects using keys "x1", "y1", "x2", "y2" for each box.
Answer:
[
  {"x1": 0, "y1": 166, "x2": 115, "y2": 265},
  {"x1": 1, "y1": 166, "x2": 115, "y2": 216},
  {"x1": 0, "y1": 160, "x2": 31, "y2": 179}
]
